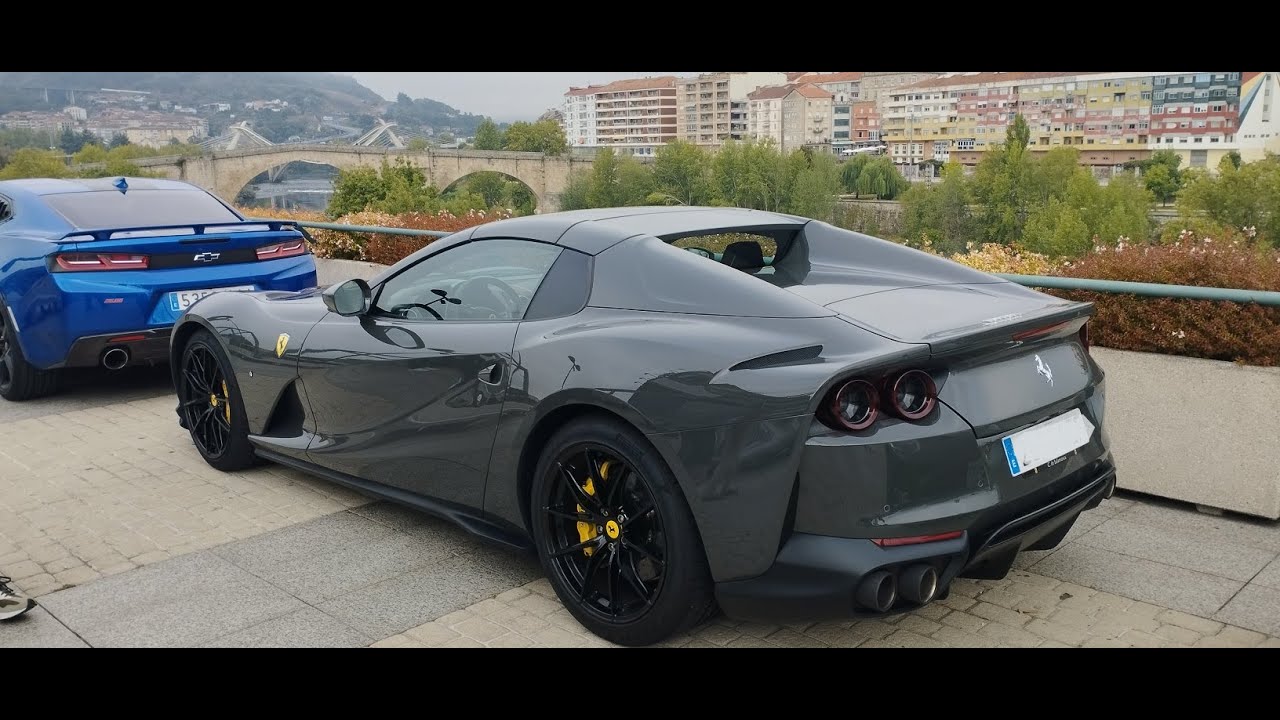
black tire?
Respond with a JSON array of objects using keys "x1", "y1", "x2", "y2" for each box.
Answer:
[
  {"x1": 0, "y1": 301, "x2": 58, "y2": 402},
  {"x1": 530, "y1": 414, "x2": 717, "y2": 646},
  {"x1": 177, "y1": 329, "x2": 258, "y2": 471}
]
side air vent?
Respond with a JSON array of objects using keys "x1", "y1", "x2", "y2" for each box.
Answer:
[{"x1": 729, "y1": 345, "x2": 823, "y2": 372}]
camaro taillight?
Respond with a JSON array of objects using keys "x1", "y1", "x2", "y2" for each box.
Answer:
[
  {"x1": 818, "y1": 369, "x2": 940, "y2": 433},
  {"x1": 53, "y1": 253, "x2": 149, "y2": 271},
  {"x1": 256, "y1": 240, "x2": 309, "y2": 260}
]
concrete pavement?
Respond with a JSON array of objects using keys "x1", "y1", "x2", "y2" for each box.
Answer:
[{"x1": 2, "y1": 369, "x2": 1279, "y2": 648}]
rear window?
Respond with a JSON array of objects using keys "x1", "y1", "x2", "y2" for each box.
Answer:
[{"x1": 43, "y1": 189, "x2": 241, "y2": 229}]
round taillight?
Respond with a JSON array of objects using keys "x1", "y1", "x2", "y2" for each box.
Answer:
[
  {"x1": 890, "y1": 370, "x2": 937, "y2": 421},
  {"x1": 824, "y1": 379, "x2": 879, "y2": 431}
]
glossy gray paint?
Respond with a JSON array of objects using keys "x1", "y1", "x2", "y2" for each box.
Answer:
[{"x1": 171, "y1": 206, "x2": 1110, "y2": 584}]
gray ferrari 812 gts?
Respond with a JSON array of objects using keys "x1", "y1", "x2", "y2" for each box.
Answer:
[{"x1": 170, "y1": 206, "x2": 1114, "y2": 646}]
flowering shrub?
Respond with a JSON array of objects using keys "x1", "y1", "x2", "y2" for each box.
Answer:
[
  {"x1": 1051, "y1": 229, "x2": 1280, "y2": 366},
  {"x1": 945, "y1": 242, "x2": 1057, "y2": 276}
]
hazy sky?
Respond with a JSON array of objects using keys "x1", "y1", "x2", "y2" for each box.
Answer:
[{"x1": 340, "y1": 72, "x2": 702, "y2": 123}]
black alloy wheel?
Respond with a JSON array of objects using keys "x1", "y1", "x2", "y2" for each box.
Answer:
[
  {"x1": 178, "y1": 330, "x2": 257, "y2": 471},
  {"x1": 532, "y1": 416, "x2": 716, "y2": 646}
]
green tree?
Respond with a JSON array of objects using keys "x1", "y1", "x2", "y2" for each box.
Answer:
[
  {"x1": 502, "y1": 119, "x2": 567, "y2": 156},
  {"x1": 1022, "y1": 198, "x2": 1091, "y2": 257},
  {"x1": 787, "y1": 150, "x2": 841, "y2": 219},
  {"x1": 58, "y1": 128, "x2": 97, "y2": 155},
  {"x1": 839, "y1": 154, "x2": 870, "y2": 195},
  {"x1": 327, "y1": 166, "x2": 388, "y2": 217},
  {"x1": 1222, "y1": 150, "x2": 1242, "y2": 171},
  {"x1": 108, "y1": 133, "x2": 131, "y2": 149},
  {"x1": 854, "y1": 156, "x2": 909, "y2": 200},
  {"x1": 1142, "y1": 163, "x2": 1178, "y2": 205},
  {"x1": 473, "y1": 119, "x2": 505, "y2": 151},
  {"x1": 502, "y1": 180, "x2": 536, "y2": 215},
  {"x1": 899, "y1": 161, "x2": 974, "y2": 254},
  {"x1": 1179, "y1": 154, "x2": 1280, "y2": 246},
  {"x1": 559, "y1": 171, "x2": 592, "y2": 211},
  {"x1": 0, "y1": 148, "x2": 71, "y2": 179},
  {"x1": 73, "y1": 143, "x2": 108, "y2": 164},
  {"x1": 652, "y1": 140, "x2": 710, "y2": 205},
  {"x1": 586, "y1": 148, "x2": 623, "y2": 207},
  {"x1": 971, "y1": 114, "x2": 1033, "y2": 244},
  {"x1": 370, "y1": 157, "x2": 438, "y2": 214},
  {"x1": 1029, "y1": 146, "x2": 1080, "y2": 204},
  {"x1": 407, "y1": 137, "x2": 429, "y2": 151},
  {"x1": 464, "y1": 171, "x2": 509, "y2": 208}
]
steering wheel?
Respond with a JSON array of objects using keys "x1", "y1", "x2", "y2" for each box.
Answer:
[
  {"x1": 452, "y1": 276, "x2": 525, "y2": 320},
  {"x1": 389, "y1": 302, "x2": 444, "y2": 321},
  {"x1": 683, "y1": 246, "x2": 715, "y2": 259}
]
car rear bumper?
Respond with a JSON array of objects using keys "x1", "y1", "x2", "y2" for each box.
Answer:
[
  {"x1": 714, "y1": 460, "x2": 1116, "y2": 623},
  {"x1": 60, "y1": 327, "x2": 172, "y2": 369}
]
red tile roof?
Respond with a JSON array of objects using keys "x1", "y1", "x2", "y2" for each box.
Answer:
[
  {"x1": 748, "y1": 84, "x2": 794, "y2": 100},
  {"x1": 796, "y1": 72, "x2": 863, "y2": 84},
  {"x1": 793, "y1": 83, "x2": 834, "y2": 99}
]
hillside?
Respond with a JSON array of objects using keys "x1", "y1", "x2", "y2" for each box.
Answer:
[{"x1": 0, "y1": 72, "x2": 491, "y2": 143}]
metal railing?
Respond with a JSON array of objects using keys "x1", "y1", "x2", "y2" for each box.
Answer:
[{"x1": 275, "y1": 219, "x2": 1280, "y2": 308}]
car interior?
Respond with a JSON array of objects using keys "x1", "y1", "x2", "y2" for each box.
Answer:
[{"x1": 672, "y1": 232, "x2": 784, "y2": 276}]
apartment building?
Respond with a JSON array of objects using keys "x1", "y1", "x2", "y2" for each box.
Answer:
[
  {"x1": 748, "y1": 83, "x2": 835, "y2": 153},
  {"x1": 793, "y1": 73, "x2": 861, "y2": 151},
  {"x1": 852, "y1": 101, "x2": 880, "y2": 142},
  {"x1": 563, "y1": 86, "x2": 600, "y2": 148},
  {"x1": 885, "y1": 72, "x2": 1161, "y2": 175},
  {"x1": 562, "y1": 76, "x2": 678, "y2": 157},
  {"x1": 860, "y1": 72, "x2": 943, "y2": 104},
  {"x1": 677, "y1": 72, "x2": 788, "y2": 147},
  {"x1": 1149, "y1": 71, "x2": 1242, "y2": 171}
]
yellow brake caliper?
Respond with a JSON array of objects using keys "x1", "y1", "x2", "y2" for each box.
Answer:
[
  {"x1": 222, "y1": 380, "x2": 231, "y2": 424},
  {"x1": 575, "y1": 461, "x2": 612, "y2": 557}
]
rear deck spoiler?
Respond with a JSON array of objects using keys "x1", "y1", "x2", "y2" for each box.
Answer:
[{"x1": 57, "y1": 219, "x2": 308, "y2": 243}]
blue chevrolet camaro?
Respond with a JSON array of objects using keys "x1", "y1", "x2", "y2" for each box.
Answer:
[{"x1": 0, "y1": 176, "x2": 317, "y2": 401}]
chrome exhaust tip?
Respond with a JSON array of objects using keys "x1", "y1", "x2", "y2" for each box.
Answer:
[{"x1": 102, "y1": 347, "x2": 129, "y2": 371}]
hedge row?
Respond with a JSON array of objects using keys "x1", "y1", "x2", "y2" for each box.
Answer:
[{"x1": 241, "y1": 206, "x2": 1280, "y2": 366}]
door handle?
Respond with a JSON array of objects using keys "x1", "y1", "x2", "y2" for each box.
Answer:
[{"x1": 478, "y1": 362, "x2": 504, "y2": 385}]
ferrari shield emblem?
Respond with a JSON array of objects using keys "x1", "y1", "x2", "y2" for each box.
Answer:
[{"x1": 276, "y1": 333, "x2": 290, "y2": 358}]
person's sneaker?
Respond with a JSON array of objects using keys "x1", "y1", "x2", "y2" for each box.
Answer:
[{"x1": 0, "y1": 575, "x2": 36, "y2": 621}]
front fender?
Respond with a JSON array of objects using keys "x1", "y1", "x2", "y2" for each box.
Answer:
[{"x1": 171, "y1": 289, "x2": 329, "y2": 435}]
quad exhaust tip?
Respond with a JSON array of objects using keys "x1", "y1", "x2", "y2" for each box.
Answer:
[
  {"x1": 899, "y1": 564, "x2": 939, "y2": 605},
  {"x1": 102, "y1": 347, "x2": 129, "y2": 371},
  {"x1": 855, "y1": 570, "x2": 898, "y2": 612}
]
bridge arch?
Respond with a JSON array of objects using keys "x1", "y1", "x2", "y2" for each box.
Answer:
[
  {"x1": 124, "y1": 146, "x2": 592, "y2": 214},
  {"x1": 441, "y1": 170, "x2": 539, "y2": 215}
]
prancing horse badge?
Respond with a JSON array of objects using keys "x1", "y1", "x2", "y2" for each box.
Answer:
[{"x1": 276, "y1": 333, "x2": 290, "y2": 358}]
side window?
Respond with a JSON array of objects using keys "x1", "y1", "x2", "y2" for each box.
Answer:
[{"x1": 373, "y1": 238, "x2": 563, "y2": 322}]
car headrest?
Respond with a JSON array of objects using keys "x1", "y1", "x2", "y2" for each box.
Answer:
[{"x1": 722, "y1": 241, "x2": 764, "y2": 271}]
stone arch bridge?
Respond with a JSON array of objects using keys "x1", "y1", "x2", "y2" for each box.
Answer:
[{"x1": 118, "y1": 146, "x2": 595, "y2": 213}]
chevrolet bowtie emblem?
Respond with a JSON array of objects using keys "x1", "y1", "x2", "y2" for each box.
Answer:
[{"x1": 193, "y1": 252, "x2": 221, "y2": 263}]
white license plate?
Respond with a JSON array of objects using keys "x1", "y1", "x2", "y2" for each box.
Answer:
[
  {"x1": 1001, "y1": 408, "x2": 1095, "y2": 477},
  {"x1": 168, "y1": 285, "x2": 255, "y2": 312}
]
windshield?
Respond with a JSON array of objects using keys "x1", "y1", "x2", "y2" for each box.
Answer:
[{"x1": 43, "y1": 189, "x2": 242, "y2": 229}]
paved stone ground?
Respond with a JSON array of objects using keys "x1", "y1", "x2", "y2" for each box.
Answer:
[
  {"x1": 0, "y1": 368, "x2": 369, "y2": 599},
  {"x1": 2, "y1": 370, "x2": 1279, "y2": 648}
]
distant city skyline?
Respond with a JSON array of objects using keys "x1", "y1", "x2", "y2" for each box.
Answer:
[{"x1": 338, "y1": 72, "x2": 702, "y2": 123}]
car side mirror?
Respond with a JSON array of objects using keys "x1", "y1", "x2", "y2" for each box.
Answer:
[{"x1": 322, "y1": 278, "x2": 371, "y2": 316}]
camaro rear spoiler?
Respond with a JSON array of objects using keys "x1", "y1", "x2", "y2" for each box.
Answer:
[{"x1": 56, "y1": 220, "x2": 309, "y2": 243}]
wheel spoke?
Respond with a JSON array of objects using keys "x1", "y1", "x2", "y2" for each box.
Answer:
[
  {"x1": 606, "y1": 547, "x2": 620, "y2": 617},
  {"x1": 184, "y1": 368, "x2": 210, "y2": 394},
  {"x1": 619, "y1": 551, "x2": 653, "y2": 605},
  {"x1": 543, "y1": 505, "x2": 594, "y2": 523},
  {"x1": 577, "y1": 545, "x2": 609, "y2": 603},
  {"x1": 622, "y1": 538, "x2": 663, "y2": 566},
  {"x1": 622, "y1": 502, "x2": 654, "y2": 528},
  {"x1": 603, "y1": 464, "x2": 628, "y2": 508},
  {"x1": 557, "y1": 462, "x2": 602, "y2": 514},
  {"x1": 549, "y1": 536, "x2": 600, "y2": 559}
]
